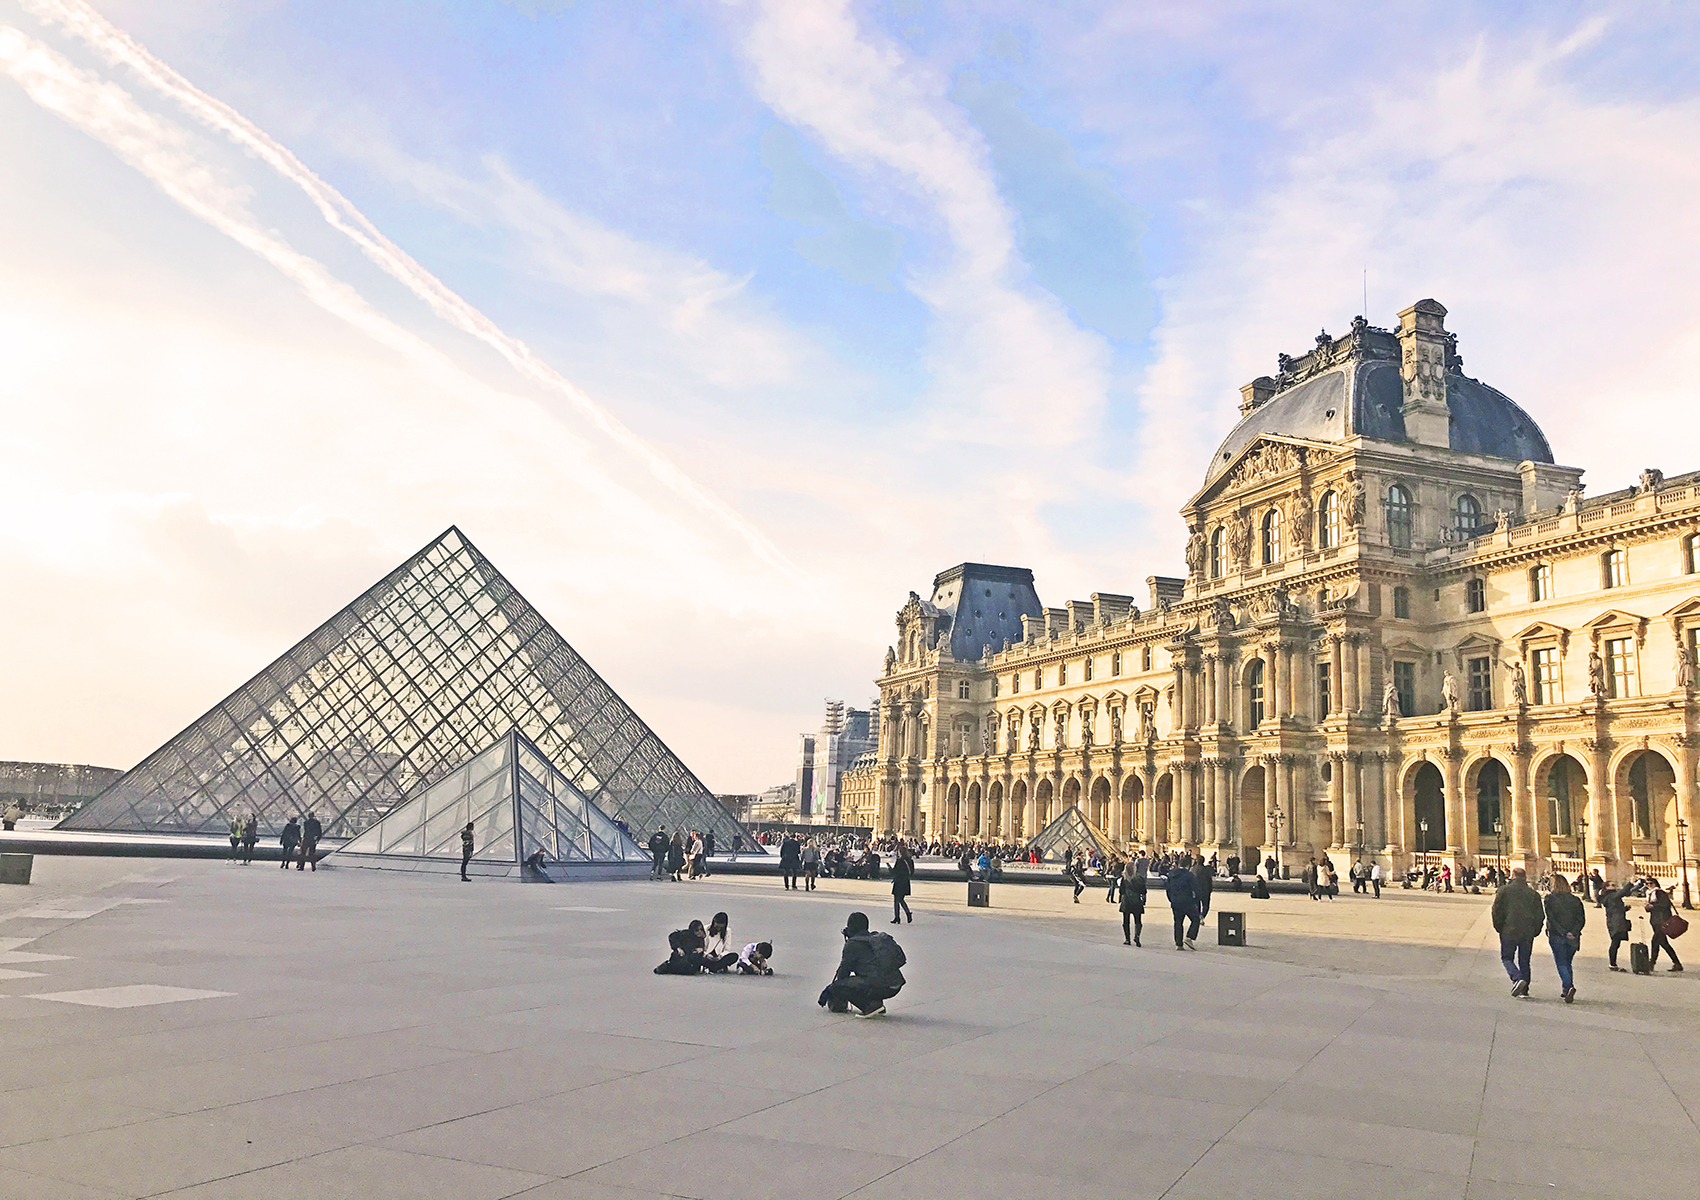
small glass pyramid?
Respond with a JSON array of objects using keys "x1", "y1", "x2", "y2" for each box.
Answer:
[
  {"x1": 336, "y1": 729, "x2": 649, "y2": 880},
  {"x1": 1027, "y1": 805, "x2": 1113, "y2": 864}
]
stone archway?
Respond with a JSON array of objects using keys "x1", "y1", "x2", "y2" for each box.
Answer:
[
  {"x1": 966, "y1": 781, "x2": 982, "y2": 837},
  {"x1": 1411, "y1": 762, "x2": 1446, "y2": 857},
  {"x1": 1469, "y1": 758, "x2": 1510, "y2": 868},
  {"x1": 987, "y1": 781, "x2": 1004, "y2": 841},
  {"x1": 1089, "y1": 776, "x2": 1111, "y2": 833},
  {"x1": 945, "y1": 781, "x2": 961, "y2": 836},
  {"x1": 1009, "y1": 779, "x2": 1028, "y2": 841},
  {"x1": 1240, "y1": 762, "x2": 1267, "y2": 868},
  {"x1": 1153, "y1": 772, "x2": 1174, "y2": 846},
  {"x1": 1617, "y1": 747, "x2": 1678, "y2": 862},
  {"x1": 1533, "y1": 752, "x2": 1588, "y2": 861},
  {"x1": 1061, "y1": 775, "x2": 1082, "y2": 817},
  {"x1": 1035, "y1": 777, "x2": 1055, "y2": 829},
  {"x1": 1119, "y1": 774, "x2": 1143, "y2": 845}
]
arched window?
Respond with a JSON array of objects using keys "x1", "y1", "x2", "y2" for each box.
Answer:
[
  {"x1": 1247, "y1": 660, "x2": 1265, "y2": 728},
  {"x1": 1317, "y1": 490, "x2": 1339, "y2": 549},
  {"x1": 1386, "y1": 484, "x2": 1413, "y2": 549},
  {"x1": 1209, "y1": 527, "x2": 1226, "y2": 578},
  {"x1": 1261, "y1": 508, "x2": 1282, "y2": 565},
  {"x1": 1454, "y1": 494, "x2": 1482, "y2": 540}
]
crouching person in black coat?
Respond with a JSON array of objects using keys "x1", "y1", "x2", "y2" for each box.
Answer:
[
  {"x1": 654, "y1": 920, "x2": 708, "y2": 975},
  {"x1": 817, "y1": 911, "x2": 905, "y2": 1018}
]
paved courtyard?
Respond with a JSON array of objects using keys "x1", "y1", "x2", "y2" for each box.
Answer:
[{"x1": 0, "y1": 855, "x2": 1695, "y2": 1200}]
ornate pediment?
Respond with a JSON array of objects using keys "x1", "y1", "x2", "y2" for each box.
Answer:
[
  {"x1": 1191, "y1": 435, "x2": 1339, "y2": 512},
  {"x1": 1581, "y1": 609, "x2": 1648, "y2": 647}
]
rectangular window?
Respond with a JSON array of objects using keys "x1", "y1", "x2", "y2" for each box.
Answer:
[
  {"x1": 1603, "y1": 549, "x2": 1627, "y2": 589},
  {"x1": 1011, "y1": 674, "x2": 1019, "y2": 695},
  {"x1": 992, "y1": 676, "x2": 999, "y2": 697},
  {"x1": 1249, "y1": 670, "x2": 1265, "y2": 729},
  {"x1": 1083, "y1": 658, "x2": 1094, "y2": 682},
  {"x1": 1058, "y1": 663, "x2": 1068, "y2": 685},
  {"x1": 958, "y1": 680, "x2": 971, "y2": 700},
  {"x1": 1111, "y1": 651, "x2": 1122, "y2": 676},
  {"x1": 1393, "y1": 586, "x2": 1410, "y2": 619},
  {"x1": 1532, "y1": 647, "x2": 1559, "y2": 705},
  {"x1": 1033, "y1": 668, "x2": 1042, "y2": 690},
  {"x1": 1686, "y1": 534, "x2": 1700, "y2": 575},
  {"x1": 1142, "y1": 646, "x2": 1152, "y2": 671},
  {"x1": 1393, "y1": 661, "x2": 1416, "y2": 717},
  {"x1": 1466, "y1": 578, "x2": 1486, "y2": 613},
  {"x1": 1605, "y1": 637, "x2": 1636, "y2": 698},
  {"x1": 1467, "y1": 656, "x2": 1492, "y2": 711},
  {"x1": 1316, "y1": 662, "x2": 1331, "y2": 719},
  {"x1": 1530, "y1": 564, "x2": 1552, "y2": 602}
]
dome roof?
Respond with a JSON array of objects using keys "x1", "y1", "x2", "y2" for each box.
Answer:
[{"x1": 1204, "y1": 314, "x2": 1553, "y2": 485}]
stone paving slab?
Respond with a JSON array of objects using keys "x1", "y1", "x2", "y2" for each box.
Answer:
[{"x1": 0, "y1": 856, "x2": 1693, "y2": 1199}]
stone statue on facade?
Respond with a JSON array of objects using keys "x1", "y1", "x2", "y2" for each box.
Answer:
[
  {"x1": 1640, "y1": 467, "x2": 1665, "y2": 493},
  {"x1": 1054, "y1": 712, "x2": 1067, "y2": 749},
  {"x1": 1109, "y1": 707, "x2": 1122, "y2": 744},
  {"x1": 1211, "y1": 596, "x2": 1234, "y2": 631},
  {"x1": 1291, "y1": 490, "x2": 1314, "y2": 552},
  {"x1": 1029, "y1": 717, "x2": 1042, "y2": 752},
  {"x1": 1139, "y1": 703, "x2": 1155, "y2": 743},
  {"x1": 1269, "y1": 582, "x2": 1297, "y2": 621},
  {"x1": 1184, "y1": 526, "x2": 1207, "y2": 578},
  {"x1": 1588, "y1": 649, "x2": 1606, "y2": 697},
  {"x1": 883, "y1": 646, "x2": 896, "y2": 675},
  {"x1": 1228, "y1": 510, "x2": 1252, "y2": 567},
  {"x1": 1441, "y1": 670, "x2": 1461, "y2": 716},
  {"x1": 1509, "y1": 659, "x2": 1528, "y2": 706},
  {"x1": 1339, "y1": 471, "x2": 1364, "y2": 529},
  {"x1": 1382, "y1": 679, "x2": 1401, "y2": 725},
  {"x1": 1081, "y1": 710, "x2": 1094, "y2": 747},
  {"x1": 1678, "y1": 645, "x2": 1695, "y2": 690}
]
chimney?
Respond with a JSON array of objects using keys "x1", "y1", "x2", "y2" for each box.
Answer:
[
  {"x1": 1395, "y1": 299, "x2": 1451, "y2": 447},
  {"x1": 1239, "y1": 376, "x2": 1277, "y2": 416}
]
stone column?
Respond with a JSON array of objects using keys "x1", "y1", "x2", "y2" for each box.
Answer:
[
  {"x1": 1510, "y1": 744, "x2": 1536, "y2": 872},
  {"x1": 1344, "y1": 635, "x2": 1361, "y2": 714},
  {"x1": 1268, "y1": 643, "x2": 1285, "y2": 721},
  {"x1": 1364, "y1": 750, "x2": 1386, "y2": 851},
  {"x1": 1329, "y1": 635, "x2": 1345, "y2": 717},
  {"x1": 1584, "y1": 737, "x2": 1619, "y2": 877},
  {"x1": 1356, "y1": 636, "x2": 1373, "y2": 716},
  {"x1": 1327, "y1": 750, "x2": 1346, "y2": 850},
  {"x1": 1219, "y1": 654, "x2": 1234, "y2": 730},
  {"x1": 1203, "y1": 655, "x2": 1217, "y2": 726},
  {"x1": 1677, "y1": 735, "x2": 1699, "y2": 901},
  {"x1": 1172, "y1": 659, "x2": 1187, "y2": 730},
  {"x1": 1443, "y1": 747, "x2": 1466, "y2": 862},
  {"x1": 1273, "y1": 753, "x2": 1292, "y2": 853},
  {"x1": 1383, "y1": 751, "x2": 1405, "y2": 862},
  {"x1": 1141, "y1": 765, "x2": 1157, "y2": 848},
  {"x1": 1217, "y1": 757, "x2": 1235, "y2": 848},
  {"x1": 1344, "y1": 751, "x2": 1363, "y2": 851},
  {"x1": 1177, "y1": 762, "x2": 1194, "y2": 845}
]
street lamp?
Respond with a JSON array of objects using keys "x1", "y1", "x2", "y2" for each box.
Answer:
[
  {"x1": 1418, "y1": 818, "x2": 1429, "y2": 875},
  {"x1": 1678, "y1": 817, "x2": 1693, "y2": 910},
  {"x1": 1493, "y1": 817, "x2": 1504, "y2": 881},
  {"x1": 1576, "y1": 811, "x2": 1590, "y2": 899}
]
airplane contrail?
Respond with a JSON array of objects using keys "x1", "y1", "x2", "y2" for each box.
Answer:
[{"x1": 15, "y1": 0, "x2": 805, "y2": 582}]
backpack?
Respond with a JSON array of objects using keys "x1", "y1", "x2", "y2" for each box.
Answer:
[{"x1": 867, "y1": 932, "x2": 907, "y2": 984}]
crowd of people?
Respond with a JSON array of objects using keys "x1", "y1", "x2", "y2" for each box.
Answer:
[
  {"x1": 644, "y1": 826, "x2": 721, "y2": 881},
  {"x1": 223, "y1": 812, "x2": 323, "y2": 870}
]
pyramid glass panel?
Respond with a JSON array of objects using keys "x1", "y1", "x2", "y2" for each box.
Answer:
[
  {"x1": 61, "y1": 528, "x2": 757, "y2": 850},
  {"x1": 337, "y1": 730, "x2": 647, "y2": 879},
  {"x1": 1027, "y1": 805, "x2": 1113, "y2": 864}
]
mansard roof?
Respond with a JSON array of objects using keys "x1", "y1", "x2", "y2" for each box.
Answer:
[{"x1": 1204, "y1": 313, "x2": 1552, "y2": 486}]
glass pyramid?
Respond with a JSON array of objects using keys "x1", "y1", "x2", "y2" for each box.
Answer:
[
  {"x1": 59, "y1": 527, "x2": 757, "y2": 849},
  {"x1": 1028, "y1": 805, "x2": 1113, "y2": 864},
  {"x1": 335, "y1": 730, "x2": 649, "y2": 879}
]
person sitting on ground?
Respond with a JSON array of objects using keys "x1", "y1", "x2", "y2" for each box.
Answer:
[
  {"x1": 817, "y1": 911, "x2": 905, "y2": 1017},
  {"x1": 654, "y1": 920, "x2": 708, "y2": 975},
  {"x1": 736, "y1": 941, "x2": 774, "y2": 975},
  {"x1": 703, "y1": 912, "x2": 739, "y2": 973},
  {"x1": 523, "y1": 848, "x2": 547, "y2": 873}
]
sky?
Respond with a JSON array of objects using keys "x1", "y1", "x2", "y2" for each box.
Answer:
[{"x1": 3, "y1": 0, "x2": 1699, "y2": 791}]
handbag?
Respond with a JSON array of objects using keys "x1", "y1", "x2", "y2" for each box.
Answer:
[{"x1": 1662, "y1": 913, "x2": 1688, "y2": 940}]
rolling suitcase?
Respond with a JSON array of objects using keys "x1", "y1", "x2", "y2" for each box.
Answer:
[{"x1": 1630, "y1": 942, "x2": 1652, "y2": 975}]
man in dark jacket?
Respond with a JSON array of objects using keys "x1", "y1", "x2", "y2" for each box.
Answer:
[
  {"x1": 818, "y1": 911, "x2": 905, "y2": 1017},
  {"x1": 648, "y1": 827, "x2": 669, "y2": 881},
  {"x1": 279, "y1": 817, "x2": 300, "y2": 869},
  {"x1": 1491, "y1": 867, "x2": 1545, "y2": 997},
  {"x1": 779, "y1": 835, "x2": 801, "y2": 890},
  {"x1": 300, "y1": 812, "x2": 323, "y2": 871},
  {"x1": 1166, "y1": 864, "x2": 1201, "y2": 950},
  {"x1": 459, "y1": 821, "x2": 475, "y2": 882},
  {"x1": 1193, "y1": 858, "x2": 1215, "y2": 921}
]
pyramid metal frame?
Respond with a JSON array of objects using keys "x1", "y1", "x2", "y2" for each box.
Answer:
[
  {"x1": 334, "y1": 729, "x2": 649, "y2": 880},
  {"x1": 59, "y1": 527, "x2": 759, "y2": 849},
  {"x1": 1027, "y1": 805, "x2": 1113, "y2": 864}
]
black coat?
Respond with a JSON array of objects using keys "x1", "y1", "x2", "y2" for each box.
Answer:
[
  {"x1": 835, "y1": 931, "x2": 906, "y2": 989},
  {"x1": 891, "y1": 856, "x2": 912, "y2": 897}
]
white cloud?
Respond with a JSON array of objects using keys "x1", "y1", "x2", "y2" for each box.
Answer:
[{"x1": 730, "y1": 0, "x2": 1111, "y2": 446}]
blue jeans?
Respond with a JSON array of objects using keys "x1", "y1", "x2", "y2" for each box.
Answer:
[
  {"x1": 1500, "y1": 935, "x2": 1534, "y2": 983},
  {"x1": 1548, "y1": 933, "x2": 1578, "y2": 989}
]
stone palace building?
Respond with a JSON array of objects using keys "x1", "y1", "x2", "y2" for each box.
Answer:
[{"x1": 840, "y1": 300, "x2": 1700, "y2": 889}]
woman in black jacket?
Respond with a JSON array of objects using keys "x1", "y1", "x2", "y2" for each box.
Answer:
[
  {"x1": 1648, "y1": 884, "x2": 1684, "y2": 972},
  {"x1": 1120, "y1": 856, "x2": 1148, "y2": 947},
  {"x1": 1601, "y1": 884, "x2": 1632, "y2": 971},
  {"x1": 1542, "y1": 874, "x2": 1586, "y2": 1003},
  {"x1": 891, "y1": 848, "x2": 913, "y2": 924}
]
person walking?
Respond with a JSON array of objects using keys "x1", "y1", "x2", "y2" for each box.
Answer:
[
  {"x1": 1264, "y1": 853, "x2": 1278, "y2": 882},
  {"x1": 1647, "y1": 882, "x2": 1685, "y2": 973},
  {"x1": 817, "y1": 911, "x2": 905, "y2": 1017},
  {"x1": 1601, "y1": 881, "x2": 1632, "y2": 971},
  {"x1": 1069, "y1": 852, "x2": 1086, "y2": 904},
  {"x1": 1543, "y1": 874, "x2": 1586, "y2": 1003},
  {"x1": 1304, "y1": 857, "x2": 1320, "y2": 901},
  {"x1": 279, "y1": 817, "x2": 300, "y2": 869},
  {"x1": 459, "y1": 821, "x2": 475, "y2": 882},
  {"x1": 648, "y1": 827, "x2": 669, "y2": 881},
  {"x1": 1166, "y1": 860, "x2": 1201, "y2": 950},
  {"x1": 802, "y1": 839, "x2": 820, "y2": 891},
  {"x1": 1104, "y1": 855, "x2": 1121, "y2": 904},
  {"x1": 1193, "y1": 856, "x2": 1214, "y2": 921},
  {"x1": 1319, "y1": 860, "x2": 1336, "y2": 901},
  {"x1": 779, "y1": 834, "x2": 801, "y2": 891},
  {"x1": 300, "y1": 811, "x2": 323, "y2": 872},
  {"x1": 228, "y1": 816, "x2": 242, "y2": 862},
  {"x1": 1121, "y1": 854, "x2": 1148, "y2": 947},
  {"x1": 891, "y1": 846, "x2": 913, "y2": 924},
  {"x1": 1491, "y1": 867, "x2": 1545, "y2": 997},
  {"x1": 702, "y1": 830, "x2": 716, "y2": 876},
  {"x1": 241, "y1": 812, "x2": 258, "y2": 865},
  {"x1": 1370, "y1": 860, "x2": 1383, "y2": 899}
]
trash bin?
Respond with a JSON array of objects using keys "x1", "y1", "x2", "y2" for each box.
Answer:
[
  {"x1": 0, "y1": 854, "x2": 33, "y2": 885},
  {"x1": 967, "y1": 879, "x2": 991, "y2": 908},
  {"x1": 1217, "y1": 910, "x2": 1245, "y2": 946}
]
